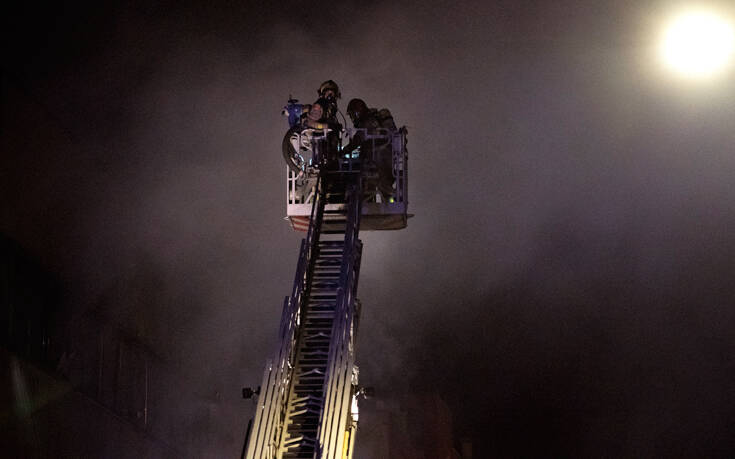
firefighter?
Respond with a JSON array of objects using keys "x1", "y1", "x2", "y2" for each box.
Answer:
[
  {"x1": 317, "y1": 80, "x2": 341, "y2": 122},
  {"x1": 309, "y1": 81, "x2": 342, "y2": 171},
  {"x1": 301, "y1": 80, "x2": 342, "y2": 129},
  {"x1": 345, "y1": 98, "x2": 395, "y2": 202},
  {"x1": 282, "y1": 81, "x2": 343, "y2": 173},
  {"x1": 346, "y1": 98, "x2": 379, "y2": 131}
]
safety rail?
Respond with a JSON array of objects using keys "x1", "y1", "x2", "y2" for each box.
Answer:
[
  {"x1": 286, "y1": 128, "x2": 408, "y2": 231},
  {"x1": 287, "y1": 128, "x2": 408, "y2": 206}
]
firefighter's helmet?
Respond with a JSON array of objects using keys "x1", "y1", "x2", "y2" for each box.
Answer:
[
  {"x1": 318, "y1": 80, "x2": 341, "y2": 99},
  {"x1": 346, "y1": 98, "x2": 368, "y2": 122}
]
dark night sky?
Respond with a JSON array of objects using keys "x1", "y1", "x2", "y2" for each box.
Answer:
[{"x1": 3, "y1": 1, "x2": 735, "y2": 457}]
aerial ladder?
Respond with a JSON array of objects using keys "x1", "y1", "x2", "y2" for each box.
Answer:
[{"x1": 243, "y1": 119, "x2": 408, "y2": 459}]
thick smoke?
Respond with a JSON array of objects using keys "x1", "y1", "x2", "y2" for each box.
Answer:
[{"x1": 3, "y1": 0, "x2": 735, "y2": 457}]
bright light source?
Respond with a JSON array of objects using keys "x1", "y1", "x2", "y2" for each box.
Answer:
[{"x1": 660, "y1": 9, "x2": 735, "y2": 79}]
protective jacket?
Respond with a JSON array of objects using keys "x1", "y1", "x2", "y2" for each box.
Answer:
[{"x1": 345, "y1": 108, "x2": 396, "y2": 200}]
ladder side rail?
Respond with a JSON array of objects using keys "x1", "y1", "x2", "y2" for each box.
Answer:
[
  {"x1": 319, "y1": 264, "x2": 360, "y2": 458},
  {"x1": 337, "y1": 314, "x2": 361, "y2": 459},
  {"x1": 337, "y1": 303, "x2": 359, "y2": 459},
  {"x1": 317, "y1": 179, "x2": 363, "y2": 458},
  {"x1": 288, "y1": 239, "x2": 308, "y2": 324},
  {"x1": 316, "y1": 229, "x2": 351, "y2": 453},
  {"x1": 338, "y1": 185, "x2": 364, "y2": 459},
  {"x1": 247, "y1": 294, "x2": 299, "y2": 459},
  {"x1": 246, "y1": 358, "x2": 276, "y2": 459},
  {"x1": 285, "y1": 173, "x2": 325, "y2": 373},
  {"x1": 248, "y1": 243, "x2": 305, "y2": 458},
  {"x1": 319, "y1": 292, "x2": 352, "y2": 459},
  {"x1": 345, "y1": 361, "x2": 361, "y2": 459},
  {"x1": 247, "y1": 295, "x2": 292, "y2": 459},
  {"x1": 275, "y1": 172, "x2": 327, "y2": 456},
  {"x1": 326, "y1": 242, "x2": 362, "y2": 459},
  {"x1": 303, "y1": 173, "x2": 326, "y2": 271},
  {"x1": 343, "y1": 240, "x2": 363, "y2": 459},
  {"x1": 341, "y1": 237, "x2": 362, "y2": 459},
  {"x1": 269, "y1": 295, "x2": 306, "y2": 459},
  {"x1": 321, "y1": 249, "x2": 361, "y2": 459},
  {"x1": 248, "y1": 175, "x2": 326, "y2": 459},
  {"x1": 269, "y1": 296, "x2": 300, "y2": 457},
  {"x1": 291, "y1": 173, "x2": 325, "y2": 306}
]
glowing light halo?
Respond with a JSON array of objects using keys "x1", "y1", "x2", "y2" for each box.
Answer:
[{"x1": 659, "y1": 8, "x2": 735, "y2": 79}]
